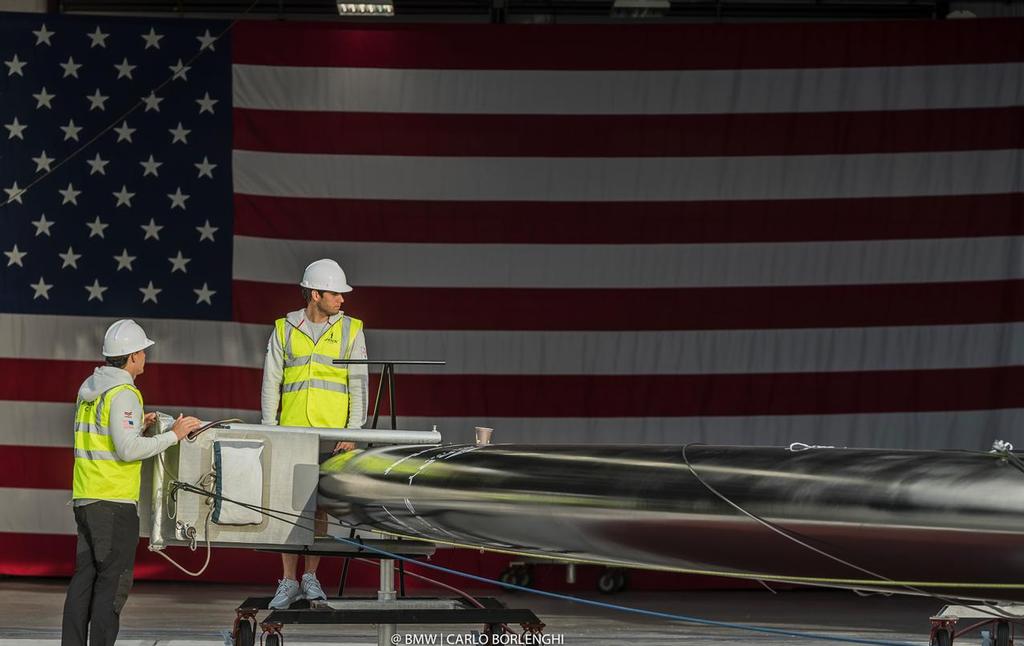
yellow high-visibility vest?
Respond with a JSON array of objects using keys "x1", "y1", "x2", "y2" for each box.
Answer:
[
  {"x1": 276, "y1": 315, "x2": 363, "y2": 428},
  {"x1": 72, "y1": 383, "x2": 143, "y2": 501}
]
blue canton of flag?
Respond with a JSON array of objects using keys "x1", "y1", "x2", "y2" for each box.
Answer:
[{"x1": 0, "y1": 12, "x2": 232, "y2": 320}]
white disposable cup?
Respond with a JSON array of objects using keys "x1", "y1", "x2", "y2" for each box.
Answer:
[{"x1": 474, "y1": 426, "x2": 493, "y2": 445}]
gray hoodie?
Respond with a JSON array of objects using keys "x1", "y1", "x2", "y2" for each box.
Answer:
[{"x1": 74, "y1": 366, "x2": 177, "y2": 506}]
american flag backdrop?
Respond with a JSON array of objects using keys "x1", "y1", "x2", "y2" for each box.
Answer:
[{"x1": 2, "y1": 11, "x2": 1024, "y2": 581}]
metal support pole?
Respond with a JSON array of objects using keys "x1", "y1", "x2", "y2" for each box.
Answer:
[
  {"x1": 387, "y1": 363, "x2": 398, "y2": 430},
  {"x1": 378, "y1": 558, "x2": 397, "y2": 645},
  {"x1": 370, "y1": 364, "x2": 386, "y2": 430}
]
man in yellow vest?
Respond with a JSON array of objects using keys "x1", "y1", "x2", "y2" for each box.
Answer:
[
  {"x1": 61, "y1": 319, "x2": 201, "y2": 646},
  {"x1": 261, "y1": 258, "x2": 368, "y2": 608}
]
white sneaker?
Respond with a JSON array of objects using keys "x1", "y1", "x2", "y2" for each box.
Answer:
[
  {"x1": 268, "y1": 578, "x2": 302, "y2": 609},
  {"x1": 301, "y1": 572, "x2": 327, "y2": 601}
]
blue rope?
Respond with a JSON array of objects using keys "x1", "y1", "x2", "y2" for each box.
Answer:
[{"x1": 327, "y1": 534, "x2": 918, "y2": 646}]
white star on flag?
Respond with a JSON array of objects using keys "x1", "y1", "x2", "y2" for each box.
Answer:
[
  {"x1": 196, "y1": 92, "x2": 218, "y2": 115},
  {"x1": 140, "y1": 218, "x2": 163, "y2": 240},
  {"x1": 141, "y1": 27, "x2": 163, "y2": 49},
  {"x1": 33, "y1": 151, "x2": 54, "y2": 173},
  {"x1": 30, "y1": 277, "x2": 53, "y2": 300},
  {"x1": 87, "y1": 153, "x2": 109, "y2": 175},
  {"x1": 140, "y1": 155, "x2": 162, "y2": 177},
  {"x1": 168, "y1": 187, "x2": 189, "y2": 209},
  {"x1": 113, "y1": 185, "x2": 135, "y2": 207},
  {"x1": 85, "y1": 279, "x2": 108, "y2": 302},
  {"x1": 169, "y1": 122, "x2": 190, "y2": 144},
  {"x1": 139, "y1": 281, "x2": 162, "y2": 304},
  {"x1": 5, "y1": 117, "x2": 27, "y2": 140},
  {"x1": 5, "y1": 54, "x2": 26, "y2": 77},
  {"x1": 59, "y1": 246, "x2": 82, "y2": 269},
  {"x1": 196, "y1": 220, "x2": 218, "y2": 242},
  {"x1": 168, "y1": 251, "x2": 191, "y2": 273},
  {"x1": 113, "y1": 248, "x2": 137, "y2": 271},
  {"x1": 114, "y1": 121, "x2": 136, "y2": 143},
  {"x1": 87, "y1": 26, "x2": 109, "y2": 48},
  {"x1": 194, "y1": 282, "x2": 216, "y2": 305},
  {"x1": 58, "y1": 182, "x2": 81, "y2": 205},
  {"x1": 114, "y1": 57, "x2": 136, "y2": 79},
  {"x1": 4, "y1": 182, "x2": 24, "y2": 204},
  {"x1": 195, "y1": 157, "x2": 216, "y2": 178},
  {"x1": 61, "y1": 119, "x2": 82, "y2": 141},
  {"x1": 86, "y1": 88, "x2": 109, "y2": 111},
  {"x1": 32, "y1": 87, "x2": 54, "y2": 109},
  {"x1": 85, "y1": 216, "x2": 108, "y2": 238},
  {"x1": 31, "y1": 214, "x2": 54, "y2": 237},
  {"x1": 142, "y1": 91, "x2": 163, "y2": 112},
  {"x1": 32, "y1": 24, "x2": 54, "y2": 46},
  {"x1": 60, "y1": 56, "x2": 81, "y2": 78},
  {"x1": 169, "y1": 59, "x2": 190, "y2": 81},
  {"x1": 5, "y1": 244, "x2": 26, "y2": 267},
  {"x1": 197, "y1": 29, "x2": 217, "y2": 51}
]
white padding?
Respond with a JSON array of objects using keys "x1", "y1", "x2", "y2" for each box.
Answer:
[{"x1": 213, "y1": 439, "x2": 264, "y2": 525}]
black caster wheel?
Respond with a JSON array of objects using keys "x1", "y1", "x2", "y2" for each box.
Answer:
[
  {"x1": 612, "y1": 571, "x2": 628, "y2": 593},
  {"x1": 597, "y1": 570, "x2": 618, "y2": 594},
  {"x1": 234, "y1": 619, "x2": 255, "y2": 646},
  {"x1": 931, "y1": 628, "x2": 952, "y2": 646},
  {"x1": 264, "y1": 633, "x2": 282, "y2": 646},
  {"x1": 996, "y1": 621, "x2": 1010, "y2": 646},
  {"x1": 515, "y1": 568, "x2": 533, "y2": 588},
  {"x1": 499, "y1": 568, "x2": 517, "y2": 587}
]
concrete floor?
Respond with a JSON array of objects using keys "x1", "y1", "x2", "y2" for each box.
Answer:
[{"x1": 0, "y1": 577, "x2": 955, "y2": 645}]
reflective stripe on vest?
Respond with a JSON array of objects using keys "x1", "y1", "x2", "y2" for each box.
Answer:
[
  {"x1": 72, "y1": 383, "x2": 144, "y2": 501},
  {"x1": 276, "y1": 315, "x2": 363, "y2": 429}
]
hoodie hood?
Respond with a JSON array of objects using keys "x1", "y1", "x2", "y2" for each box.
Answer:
[{"x1": 78, "y1": 366, "x2": 134, "y2": 403}]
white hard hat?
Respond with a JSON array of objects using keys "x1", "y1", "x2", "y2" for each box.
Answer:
[
  {"x1": 300, "y1": 258, "x2": 352, "y2": 293},
  {"x1": 102, "y1": 319, "x2": 155, "y2": 357}
]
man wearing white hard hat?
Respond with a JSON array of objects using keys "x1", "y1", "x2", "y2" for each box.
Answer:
[
  {"x1": 261, "y1": 259, "x2": 368, "y2": 608},
  {"x1": 61, "y1": 320, "x2": 201, "y2": 646}
]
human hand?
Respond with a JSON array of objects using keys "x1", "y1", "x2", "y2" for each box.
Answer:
[
  {"x1": 143, "y1": 412, "x2": 157, "y2": 429},
  {"x1": 170, "y1": 414, "x2": 202, "y2": 441},
  {"x1": 334, "y1": 441, "x2": 356, "y2": 453}
]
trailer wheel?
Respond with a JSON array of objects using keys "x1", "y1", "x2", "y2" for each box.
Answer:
[
  {"x1": 234, "y1": 620, "x2": 255, "y2": 646},
  {"x1": 264, "y1": 633, "x2": 281, "y2": 646},
  {"x1": 931, "y1": 628, "x2": 952, "y2": 646},
  {"x1": 515, "y1": 568, "x2": 533, "y2": 588},
  {"x1": 613, "y1": 571, "x2": 628, "y2": 593},
  {"x1": 995, "y1": 621, "x2": 1010, "y2": 646},
  {"x1": 597, "y1": 570, "x2": 618, "y2": 594}
]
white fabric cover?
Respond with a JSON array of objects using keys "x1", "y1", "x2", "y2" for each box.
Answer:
[{"x1": 213, "y1": 439, "x2": 264, "y2": 525}]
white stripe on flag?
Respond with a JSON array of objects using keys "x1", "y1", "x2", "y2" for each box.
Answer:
[
  {"x1": 2, "y1": 315, "x2": 1024, "y2": 376},
  {"x1": 236, "y1": 235, "x2": 1024, "y2": 288},
  {"x1": 233, "y1": 149, "x2": 1024, "y2": 202},
  {"x1": 0, "y1": 402, "x2": 256, "y2": 447},
  {"x1": 2, "y1": 404, "x2": 1018, "y2": 453},
  {"x1": 404, "y1": 410, "x2": 1022, "y2": 449},
  {"x1": 0, "y1": 489, "x2": 76, "y2": 535},
  {"x1": 3, "y1": 315, "x2": 1024, "y2": 376},
  {"x1": 233, "y1": 62, "x2": 1024, "y2": 115}
]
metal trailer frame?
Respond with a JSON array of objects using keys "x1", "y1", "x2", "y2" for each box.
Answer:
[
  {"x1": 929, "y1": 604, "x2": 1024, "y2": 646},
  {"x1": 223, "y1": 359, "x2": 544, "y2": 646}
]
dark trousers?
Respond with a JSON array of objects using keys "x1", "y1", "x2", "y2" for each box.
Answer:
[{"x1": 61, "y1": 501, "x2": 139, "y2": 646}]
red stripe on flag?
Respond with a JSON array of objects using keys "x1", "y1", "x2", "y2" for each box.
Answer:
[
  {"x1": 232, "y1": 280, "x2": 1024, "y2": 331},
  {"x1": 9, "y1": 361, "x2": 1024, "y2": 418},
  {"x1": 0, "y1": 446, "x2": 72, "y2": 490},
  {"x1": 234, "y1": 193, "x2": 1024, "y2": 244},
  {"x1": 0, "y1": 359, "x2": 262, "y2": 409},
  {"x1": 0, "y1": 531, "x2": 723, "y2": 590},
  {"x1": 232, "y1": 20, "x2": 1024, "y2": 70},
  {"x1": 234, "y1": 107, "x2": 1024, "y2": 157}
]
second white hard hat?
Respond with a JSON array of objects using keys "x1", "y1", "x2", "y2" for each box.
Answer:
[
  {"x1": 300, "y1": 258, "x2": 353, "y2": 293},
  {"x1": 102, "y1": 319, "x2": 155, "y2": 357}
]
